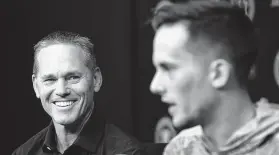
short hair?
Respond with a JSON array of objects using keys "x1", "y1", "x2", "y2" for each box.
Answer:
[
  {"x1": 151, "y1": 0, "x2": 258, "y2": 88},
  {"x1": 33, "y1": 31, "x2": 97, "y2": 75}
]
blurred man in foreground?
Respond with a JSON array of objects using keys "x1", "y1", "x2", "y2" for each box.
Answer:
[{"x1": 150, "y1": 1, "x2": 279, "y2": 154}]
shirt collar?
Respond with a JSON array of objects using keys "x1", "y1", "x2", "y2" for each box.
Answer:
[
  {"x1": 42, "y1": 110, "x2": 105, "y2": 153},
  {"x1": 43, "y1": 122, "x2": 57, "y2": 152},
  {"x1": 74, "y1": 111, "x2": 105, "y2": 152}
]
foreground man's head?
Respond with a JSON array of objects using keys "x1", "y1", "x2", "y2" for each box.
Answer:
[
  {"x1": 150, "y1": 1, "x2": 279, "y2": 155},
  {"x1": 150, "y1": 0, "x2": 257, "y2": 130}
]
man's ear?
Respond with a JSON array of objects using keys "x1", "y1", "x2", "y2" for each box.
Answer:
[
  {"x1": 92, "y1": 67, "x2": 102, "y2": 92},
  {"x1": 208, "y1": 59, "x2": 231, "y2": 89},
  {"x1": 32, "y1": 74, "x2": 40, "y2": 98}
]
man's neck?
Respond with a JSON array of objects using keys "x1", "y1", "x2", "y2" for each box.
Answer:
[
  {"x1": 201, "y1": 89, "x2": 256, "y2": 152},
  {"x1": 53, "y1": 111, "x2": 92, "y2": 153}
]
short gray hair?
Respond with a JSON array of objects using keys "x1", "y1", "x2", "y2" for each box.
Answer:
[{"x1": 33, "y1": 31, "x2": 97, "y2": 75}]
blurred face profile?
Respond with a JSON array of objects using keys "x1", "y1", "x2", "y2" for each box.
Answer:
[
  {"x1": 32, "y1": 44, "x2": 102, "y2": 126},
  {"x1": 150, "y1": 23, "x2": 214, "y2": 129}
]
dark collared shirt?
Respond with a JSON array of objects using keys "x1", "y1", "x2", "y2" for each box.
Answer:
[{"x1": 12, "y1": 112, "x2": 146, "y2": 155}]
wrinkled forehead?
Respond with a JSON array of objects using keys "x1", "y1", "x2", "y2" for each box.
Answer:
[
  {"x1": 36, "y1": 44, "x2": 90, "y2": 75},
  {"x1": 37, "y1": 43, "x2": 86, "y2": 59}
]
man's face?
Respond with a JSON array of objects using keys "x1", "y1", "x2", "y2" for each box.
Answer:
[
  {"x1": 150, "y1": 23, "x2": 215, "y2": 129},
  {"x1": 32, "y1": 44, "x2": 102, "y2": 126}
]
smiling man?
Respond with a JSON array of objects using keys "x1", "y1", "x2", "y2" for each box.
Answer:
[
  {"x1": 12, "y1": 31, "x2": 146, "y2": 155},
  {"x1": 150, "y1": 1, "x2": 279, "y2": 155}
]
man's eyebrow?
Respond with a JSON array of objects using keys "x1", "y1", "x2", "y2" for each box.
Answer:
[
  {"x1": 39, "y1": 70, "x2": 84, "y2": 78},
  {"x1": 64, "y1": 71, "x2": 83, "y2": 76},
  {"x1": 40, "y1": 74, "x2": 56, "y2": 79},
  {"x1": 158, "y1": 61, "x2": 176, "y2": 68}
]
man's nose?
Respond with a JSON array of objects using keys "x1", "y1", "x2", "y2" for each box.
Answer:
[
  {"x1": 55, "y1": 79, "x2": 70, "y2": 97},
  {"x1": 150, "y1": 73, "x2": 164, "y2": 95}
]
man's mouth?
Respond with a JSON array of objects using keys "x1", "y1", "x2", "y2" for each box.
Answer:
[
  {"x1": 161, "y1": 97, "x2": 174, "y2": 105},
  {"x1": 53, "y1": 101, "x2": 76, "y2": 107}
]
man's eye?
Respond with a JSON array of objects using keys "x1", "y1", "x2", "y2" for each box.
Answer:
[
  {"x1": 44, "y1": 79, "x2": 56, "y2": 82},
  {"x1": 67, "y1": 76, "x2": 80, "y2": 82},
  {"x1": 43, "y1": 79, "x2": 56, "y2": 85},
  {"x1": 160, "y1": 64, "x2": 171, "y2": 71}
]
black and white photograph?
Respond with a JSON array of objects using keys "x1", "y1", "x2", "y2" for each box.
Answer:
[{"x1": 5, "y1": 0, "x2": 279, "y2": 154}]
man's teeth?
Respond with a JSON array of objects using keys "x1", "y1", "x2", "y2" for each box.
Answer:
[{"x1": 55, "y1": 101, "x2": 74, "y2": 107}]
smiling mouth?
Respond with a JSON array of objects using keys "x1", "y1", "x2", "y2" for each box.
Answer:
[{"x1": 53, "y1": 101, "x2": 76, "y2": 107}]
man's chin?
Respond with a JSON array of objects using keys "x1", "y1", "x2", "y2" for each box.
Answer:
[
  {"x1": 52, "y1": 117, "x2": 76, "y2": 126},
  {"x1": 173, "y1": 117, "x2": 197, "y2": 132}
]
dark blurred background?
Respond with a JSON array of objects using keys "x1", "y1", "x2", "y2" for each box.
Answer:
[{"x1": 4, "y1": 0, "x2": 279, "y2": 154}]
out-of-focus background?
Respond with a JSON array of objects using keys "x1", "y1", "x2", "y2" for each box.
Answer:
[{"x1": 4, "y1": 0, "x2": 279, "y2": 154}]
